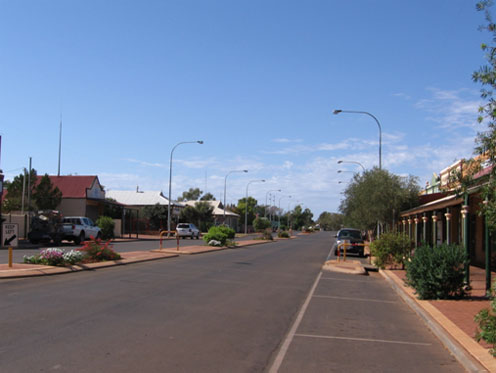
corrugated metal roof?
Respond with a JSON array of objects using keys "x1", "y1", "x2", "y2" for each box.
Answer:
[
  {"x1": 106, "y1": 190, "x2": 182, "y2": 207},
  {"x1": 183, "y1": 200, "x2": 240, "y2": 217}
]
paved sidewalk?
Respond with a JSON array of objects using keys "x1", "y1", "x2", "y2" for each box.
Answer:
[
  {"x1": 322, "y1": 258, "x2": 496, "y2": 372},
  {"x1": 381, "y1": 267, "x2": 496, "y2": 372}
]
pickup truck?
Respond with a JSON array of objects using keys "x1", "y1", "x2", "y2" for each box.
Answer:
[{"x1": 62, "y1": 216, "x2": 102, "y2": 244}]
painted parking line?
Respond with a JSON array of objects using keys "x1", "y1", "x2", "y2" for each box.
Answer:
[
  {"x1": 294, "y1": 333, "x2": 432, "y2": 346},
  {"x1": 268, "y1": 271, "x2": 322, "y2": 373},
  {"x1": 312, "y1": 294, "x2": 398, "y2": 304},
  {"x1": 320, "y1": 276, "x2": 374, "y2": 283}
]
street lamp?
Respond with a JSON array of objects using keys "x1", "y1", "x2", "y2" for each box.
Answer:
[
  {"x1": 337, "y1": 160, "x2": 366, "y2": 172},
  {"x1": 245, "y1": 179, "x2": 265, "y2": 234},
  {"x1": 224, "y1": 169, "x2": 248, "y2": 223},
  {"x1": 265, "y1": 189, "x2": 281, "y2": 218},
  {"x1": 333, "y1": 110, "x2": 382, "y2": 169},
  {"x1": 167, "y1": 140, "x2": 204, "y2": 236},
  {"x1": 278, "y1": 195, "x2": 292, "y2": 229},
  {"x1": 337, "y1": 170, "x2": 354, "y2": 174}
]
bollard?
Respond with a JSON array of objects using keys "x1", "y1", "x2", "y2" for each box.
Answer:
[
  {"x1": 8, "y1": 246, "x2": 13, "y2": 268},
  {"x1": 176, "y1": 231, "x2": 179, "y2": 251}
]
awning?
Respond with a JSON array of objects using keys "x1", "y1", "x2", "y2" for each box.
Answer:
[{"x1": 400, "y1": 194, "x2": 463, "y2": 217}]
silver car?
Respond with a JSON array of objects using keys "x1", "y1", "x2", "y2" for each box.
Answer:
[{"x1": 176, "y1": 223, "x2": 200, "y2": 239}]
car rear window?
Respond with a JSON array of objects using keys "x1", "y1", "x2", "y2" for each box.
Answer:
[
  {"x1": 177, "y1": 224, "x2": 189, "y2": 228},
  {"x1": 338, "y1": 230, "x2": 362, "y2": 239}
]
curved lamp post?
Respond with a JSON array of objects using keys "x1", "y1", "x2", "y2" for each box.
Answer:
[
  {"x1": 333, "y1": 110, "x2": 382, "y2": 169},
  {"x1": 337, "y1": 160, "x2": 366, "y2": 172},
  {"x1": 278, "y1": 195, "x2": 292, "y2": 229},
  {"x1": 245, "y1": 179, "x2": 265, "y2": 234},
  {"x1": 265, "y1": 189, "x2": 281, "y2": 218},
  {"x1": 224, "y1": 169, "x2": 248, "y2": 223},
  {"x1": 167, "y1": 140, "x2": 204, "y2": 236}
]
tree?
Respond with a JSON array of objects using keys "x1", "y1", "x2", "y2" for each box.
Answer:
[
  {"x1": 339, "y1": 167, "x2": 420, "y2": 232},
  {"x1": 32, "y1": 174, "x2": 62, "y2": 210},
  {"x1": 200, "y1": 192, "x2": 216, "y2": 201},
  {"x1": 142, "y1": 203, "x2": 168, "y2": 230},
  {"x1": 290, "y1": 205, "x2": 314, "y2": 230},
  {"x1": 235, "y1": 197, "x2": 258, "y2": 228},
  {"x1": 2, "y1": 168, "x2": 37, "y2": 212},
  {"x1": 317, "y1": 212, "x2": 344, "y2": 231},
  {"x1": 179, "y1": 201, "x2": 214, "y2": 232},
  {"x1": 253, "y1": 217, "x2": 271, "y2": 231},
  {"x1": 177, "y1": 187, "x2": 202, "y2": 201},
  {"x1": 473, "y1": 0, "x2": 496, "y2": 231}
]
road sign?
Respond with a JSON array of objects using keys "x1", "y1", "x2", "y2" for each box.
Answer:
[{"x1": 2, "y1": 223, "x2": 19, "y2": 247}]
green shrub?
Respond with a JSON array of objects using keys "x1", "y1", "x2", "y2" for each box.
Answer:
[
  {"x1": 278, "y1": 230, "x2": 290, "y2": 238},
  {"x1": 261, "y1": 228, "x2": 273, "y2": 240},
  {"x1": 96, "y1": 216, "x2": 115, "y2": 239},
  {"x1": 370, "y1": 232, "x2": 412, "y2": 269},
  {"x1": 405, "y1": 243, "x2": 468, "y2": 300},
  {"x1": 203, "y1": 226, "x2": 230, "y2": 246},
  {"x1": 253, "y1": 217, "x2": 271, "y2": 232},
  {"x1": 217, "y1": 225, "x2": 235, "y2": 239},
  {"x1": 475, "y1": 280, "x2": 496, "y2": 356}
]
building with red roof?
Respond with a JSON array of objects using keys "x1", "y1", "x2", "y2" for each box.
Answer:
[{"x1": 35, "y1": 175, "x2": 106, "y2": 221}]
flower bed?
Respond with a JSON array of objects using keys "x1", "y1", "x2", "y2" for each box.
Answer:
[{"x1": 23, "y1": 237, "x2": 121, "y2": 267}]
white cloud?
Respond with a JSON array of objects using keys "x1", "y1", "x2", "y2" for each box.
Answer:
[
  {"x1": 415, "y1": 87, "x2": 481, "y2": 130},
  {"x1": 282, "y1": 161, "x2": 293, "y2": 169},
  {"x1": 123, "y1": 158, "x2": 166, "y2": 168},
  {"x1": 272, "y1": 138, "x2": 303, "y2": 143}
]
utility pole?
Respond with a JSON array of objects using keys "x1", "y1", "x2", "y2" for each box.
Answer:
[{"x1": 58, "y1": 114, "x2": 62, "y2": 176}]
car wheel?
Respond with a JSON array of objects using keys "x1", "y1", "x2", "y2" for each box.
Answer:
[
  {"x1": 191, "y1": 234, "x2": 194, "y2": 239},
  {"x1": 96, "y1": 232, "x2": 102, "y2": 240},
  {"x1": 196, "y1": 233, "x2": 200, "y2": 239}
]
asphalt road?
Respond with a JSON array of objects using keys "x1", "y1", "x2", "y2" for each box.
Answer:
[{"x1": 1, "y1": 232, "x2": 464, "y2": 372}]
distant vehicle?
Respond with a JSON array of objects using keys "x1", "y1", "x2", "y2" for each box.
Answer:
[
  {"x1": 333, "y1": 228, "x2": 365, "y2": 257},
  {"x1": 62, "y1": 216, "x2": 102, "y2": 244},
  {"x1": 176, "y1": 223, "x2": 200, "y2": 239}
]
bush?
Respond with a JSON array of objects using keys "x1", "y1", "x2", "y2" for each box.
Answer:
[
  {"x1": 405, "y1": 243, "x2": 468, "y2": 300},
  {"x1": 370, "y1": 232, "x2": 412, "y2": 269},
  {"x1": 217, "y1": 225, "x2": 235, "y2": 239},
  {"x1": 261, "y1": 228, "x2": 273, "y2": 240},
  {"x1": 278, "y1": 231, "x2": 290, "y2": 238},
  {"x1": 79, "y1": 236, "x2": 121, "y2": 262},
  {"x1": 253, "y1": 217, "x2": 271, "y2": 232},
  {"x1": 475, "y1": 280, "x2": 496, "y2": 356},
  {"x1": 203, "y1": 226, "x2": 230, "y2": 246},
  {"x1": 96, "y1": 216, "x2": 115, "y2": 239}
]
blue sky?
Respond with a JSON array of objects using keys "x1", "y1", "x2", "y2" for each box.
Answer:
[{"x1": 0, "y1": 0, "x2": 490, "y2": 218}]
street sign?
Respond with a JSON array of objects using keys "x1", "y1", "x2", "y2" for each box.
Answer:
[{"x1": 2, "y1": 223, "x2": 18, "y2": 247}]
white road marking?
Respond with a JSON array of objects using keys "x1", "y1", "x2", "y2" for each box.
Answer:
[
  {"x1": 268, "y1": 271, "x2": 323, "y2": 373},
  {"x1": 312, "y1": 295, "x2": 397, "y2": 304},
  {"x1": 320, "y1": 276, "x2": 372, "y2": 283},
  {"x1": 294, "y1": 333, "x2": 432, "y2": 346}
]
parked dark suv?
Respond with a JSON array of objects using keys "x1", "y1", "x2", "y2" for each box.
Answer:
[{"x1": 332, "y1": 228, "x2": 365, "y2": 257}]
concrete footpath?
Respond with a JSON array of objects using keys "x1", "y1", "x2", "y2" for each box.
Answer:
[{"x1": 324, "y1": 259, "x2": 496, "y2": 372}]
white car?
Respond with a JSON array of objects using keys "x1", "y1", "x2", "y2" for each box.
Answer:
[
  {"x1": 176, "y1": 223, "x2": 200, "y2": 239},
  {"x1": 62, "y1": 216, "x2": 102, "y2": 244}
]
